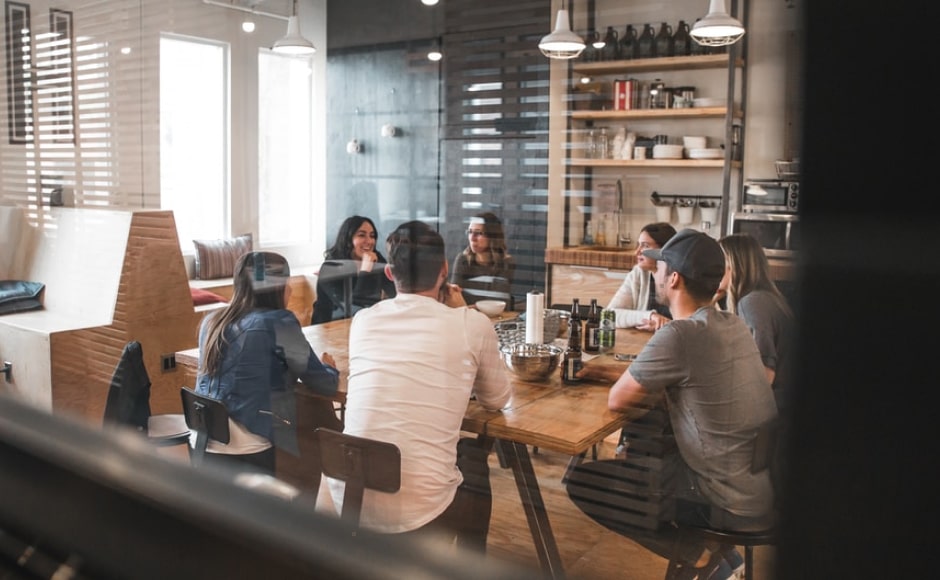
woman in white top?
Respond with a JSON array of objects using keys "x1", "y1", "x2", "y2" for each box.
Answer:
[{"x1": 607, "y1": 222, "x2": 676, "y2": 330}]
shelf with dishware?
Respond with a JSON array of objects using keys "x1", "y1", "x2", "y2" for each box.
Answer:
[
  {"x1": 563, "y1": 41, "x2": 746, "y2": 245},
  {"x1": 571, "y1": 106, "x2": 741, "y2": 121},
  {"x1": 569, "y1": 158, "x2": 739, "y2": 168}
]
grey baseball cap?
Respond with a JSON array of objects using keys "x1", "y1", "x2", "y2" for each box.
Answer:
[{"x1": 642, "y1": 228, "x2": 725, "y2": 288}]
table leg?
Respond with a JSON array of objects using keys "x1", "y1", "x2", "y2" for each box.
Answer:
[{"x1": 498, "y1": 440, "x2": 566, "y2": 579}]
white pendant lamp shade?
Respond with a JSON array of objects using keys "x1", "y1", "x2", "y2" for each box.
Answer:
[
  {"x1": 539, "y1": 9, "x2": 585, "y2": 60},
  {"x1": 273, "y1": 15, "x2": 316, "y2": 55},
  {"x1": 690, "y1": 0, "x2": 745, "y2": 47}
]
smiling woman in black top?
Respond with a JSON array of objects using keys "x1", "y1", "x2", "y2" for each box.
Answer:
[{"x1": 312, "y1": 215, "x2": 396, "y2": 324}]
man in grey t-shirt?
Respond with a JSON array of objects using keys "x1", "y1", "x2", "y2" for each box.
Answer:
[{"x1": 570, "y1": 229, "x2": 778, "y2": 579}]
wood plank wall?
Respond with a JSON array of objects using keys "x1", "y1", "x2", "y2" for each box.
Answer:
[{"x1": 50, "y1": 211, "x2": 202, "y2": 423}]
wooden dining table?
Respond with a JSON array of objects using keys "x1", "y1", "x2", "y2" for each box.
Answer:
[{"x1": 175, "y1": 316, "x2": 652, "y2": 579}]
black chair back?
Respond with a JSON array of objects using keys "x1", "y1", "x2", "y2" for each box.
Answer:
[{"x1": 181, "y1": 387, "x2": 231, "y2": 466}]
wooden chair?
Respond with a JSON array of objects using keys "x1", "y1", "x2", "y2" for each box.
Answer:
[
  {"x1": 102, "y1": 341, "x2": 189, "y2": 447},
  {"x1": 315, "y1": 427, "x2": 401, "y2": 530},
  {"x1": 663, "y1": 419, "x2": 780, "y2": 580},
  {"x1": 180, "y1": 386, "x2": 231, "y2": 467}
]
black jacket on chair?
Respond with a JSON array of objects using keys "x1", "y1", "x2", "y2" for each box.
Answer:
[{"x1": 103, "y1": 340, "x2": 152, "y2": 433}]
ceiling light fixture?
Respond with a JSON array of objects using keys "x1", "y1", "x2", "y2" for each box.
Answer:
[
  {"x1": 273, "y1": 0, "x2": 316, "y2": 55},
  {"x1": 539, "y1": 1, "x2": 585, "y2": 60},
  {"x1": 690, "y1": 0, "x2": 745, "y2": 47},
  {"x1": 421, "y1": 0, "x2": 439, "y2": 5},
  {"x1": 242, "y1": 19, "x2": 255, "y2": 33}
]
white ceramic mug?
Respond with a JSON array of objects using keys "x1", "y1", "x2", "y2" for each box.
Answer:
[{"x1": 633, "y1": 146, "x2": 647, "y2": 160}]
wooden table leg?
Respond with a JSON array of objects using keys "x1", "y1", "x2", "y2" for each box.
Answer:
[{"x1": 498, "y1": 440, "x2": 566, "y2": 579}]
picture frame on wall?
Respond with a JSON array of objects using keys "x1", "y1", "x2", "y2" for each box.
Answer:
[
  {"x1": 48, "y1": 8, "x2": 77, "y2": 144},
  {"x1": 5, "y1": 1, "x2": 31, "y2": 145}
]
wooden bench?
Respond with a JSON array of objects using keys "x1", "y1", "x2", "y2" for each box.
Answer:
[
  {"x1": 189, "y1": 267, "x2": 318, "y2": 327},
  {"x1": 0, "y1": 207, "x2": 202, "y2": 424}
]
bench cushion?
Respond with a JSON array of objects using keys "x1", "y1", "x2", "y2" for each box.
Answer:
[
  {"x1": 190, "y1": 287, "x2": 227, "y2": 306},
  {"x1": 192, "y1": 233, "x2": 252, "y2": 280},
  {"x1": 0, "y1": 280, "x2": 44, "y2": 315}
]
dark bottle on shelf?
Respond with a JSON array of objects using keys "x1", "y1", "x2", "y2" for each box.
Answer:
[
  {"x1": 562, "y1": 299, "x2": 583, "y2": 384},
  {"x1": 672, "y1": 20, "x2": 692, "y2": 57},
  {"x1": 654, "y1": 22, "x2": 673, "y2": 58},
  {"x1": 584, "y1": 298, "x2": 600, "y2": 353},
  {"x1": 636, "y1": 24, "x2": 655, "y2": 59},
  {"x1": 620, "y1": 24, "x2": 637, "y2": 60},
  {"x1": 601, "y1": 26, "x2": 620, "y2": 61},
  {"x1": 690, "y1": 19, "x2": 707, "y2": 56}
]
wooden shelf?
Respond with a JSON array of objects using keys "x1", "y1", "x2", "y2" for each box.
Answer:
[
  {"x1": 568, "y1": 158, "x2": 739, "y2": 169},
  {"x1": 572, "y1": 54, "x2": 743, "y2": 76},
  {"x1": 570, "y1": 107, "x2": 742, "y2": 121}
]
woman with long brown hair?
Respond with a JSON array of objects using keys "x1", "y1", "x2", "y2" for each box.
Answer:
[
  {"x1": 717, "y1": 233, "x2": 794, "y2": 411},
  {"x1": 197, "y1": 251, "x2": 339, "y2": 474},
  {"x1": 450, "y1": 212, "x2": 515, "y2": 307}
]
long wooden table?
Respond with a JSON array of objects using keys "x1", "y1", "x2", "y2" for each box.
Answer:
[{"x1": 176, "y1": 317, "x2": 651, "y2": 579}]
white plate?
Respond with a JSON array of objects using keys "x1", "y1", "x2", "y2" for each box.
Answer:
[
  {"x1": 692, "y1": 97, "x2": 724, "y2": 108},
  {"x1": 652, "y1": 144, "x2": 684, "y2": 159},
  {"x1": 687, "y1": 148, "x2": 723, "y2": 159}
]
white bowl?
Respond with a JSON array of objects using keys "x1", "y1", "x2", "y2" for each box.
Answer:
[
  {"x1": 652, "y1": 144, "x2": 684, "y2": 159},
  {"x1": 476, "y1": 299, "x2": 507, "y2": 317},
  {"x1": 682, "y1": 136, "x2": 707, "y2": 150}
]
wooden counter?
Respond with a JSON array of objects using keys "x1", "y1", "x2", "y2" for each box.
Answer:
[
  {"x1": 545, "y1": 246, "x2": 636, "y2": 270},
  {"x1": 545, "y1": 247, "x2": 636, "y2": 306}
]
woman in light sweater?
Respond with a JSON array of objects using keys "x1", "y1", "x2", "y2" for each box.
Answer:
[{"x1": 606, "y1": 222, "x2": 676, "y2": 330}]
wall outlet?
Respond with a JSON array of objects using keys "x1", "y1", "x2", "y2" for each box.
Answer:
[{"x1": 160, "y1": 354, "x2": 176, "y2": 373}]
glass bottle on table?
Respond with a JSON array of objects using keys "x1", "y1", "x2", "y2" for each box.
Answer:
[
  {"x1": 562, "y1": 299, "x2": 583, "y2": 384},
  {"x1": 584, "y1": 298, "x2": 600, "y2": 353}
]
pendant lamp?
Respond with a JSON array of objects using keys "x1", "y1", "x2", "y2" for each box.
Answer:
[
  {"x1": 690, "y1": 0, "x2": 745, "y2": 47},
  {"x1": 538, "y1": 1, "x2": 585, "y2": 60},
  {"x1": 272, "y1": 0, "x2": 316, "y2": 55}
]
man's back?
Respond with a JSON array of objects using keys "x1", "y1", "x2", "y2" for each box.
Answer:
[
  {"x1": 330, "y1": 293, "x2": 510, "y2": 533},
  {"x1": 628, "y1": 306, "x2": 777, "y2": 517}
]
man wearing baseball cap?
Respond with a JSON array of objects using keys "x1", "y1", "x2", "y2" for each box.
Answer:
[{"x1": 567, "y1": 229, "x2": 778, "y2": 579}]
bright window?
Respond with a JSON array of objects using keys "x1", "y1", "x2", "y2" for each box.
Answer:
[
  {"x1": 257, "y1": 50, "x2": 314, "y2": 246},
  {"x1": 159, "y1": 34, "x2": 229, "y2": 244}
]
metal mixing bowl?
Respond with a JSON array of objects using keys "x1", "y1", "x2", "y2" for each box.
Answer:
[{"x1": 499, "y1": 343, "x2": 563, "y2": 381}]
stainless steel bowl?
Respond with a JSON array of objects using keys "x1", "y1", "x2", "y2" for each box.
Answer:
[{"x1": 499, "y1": 343, "x2": 563, "y2": 381}]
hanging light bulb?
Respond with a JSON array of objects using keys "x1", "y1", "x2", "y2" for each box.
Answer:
[
  {"x1": 538, "y1": 1, "x2": 585, "y2": 60},
  {"x1": 421, "y1": 0, "x2": 440, "y2": 5},
  {"x1": 690, "y1": 0, "x2": 745, "y2": 47},
  {"x1": 242, "y1": 19, "x2": 255, "y2": 33},
  {"x1": 272, "y1": 0, "x2": 316, "y2": 55}
]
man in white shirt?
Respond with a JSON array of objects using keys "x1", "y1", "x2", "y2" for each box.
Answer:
[{"x1": 328, "y1": 220, "x2": 512, "y2": 553}]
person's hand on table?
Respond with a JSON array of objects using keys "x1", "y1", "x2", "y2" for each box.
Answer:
[
  {"x1": 439, "y1": 282, "x2": 466, "y2": 308},
  {"x1": 636, "y1": 311, "x2": 670, "y2": 332},
  {"x1": 321, "y1": 352, "x2": 336, "y2": 368},
  {"x1": 575, "y1": 360, "x2": 627, "y2": 384}
]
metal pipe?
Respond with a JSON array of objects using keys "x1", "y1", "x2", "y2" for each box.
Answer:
[{"x1": 201, "y1": 0, "x2": 288, "y2": 21}]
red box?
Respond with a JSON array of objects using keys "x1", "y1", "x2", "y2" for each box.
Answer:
[{"x1": 614, "y1": 79, "x2": 637, "y2": 110}]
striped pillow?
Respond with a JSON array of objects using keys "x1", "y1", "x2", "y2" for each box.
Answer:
[{"x1": 192, "y1": 234, "x2": 253, "y2": 280}]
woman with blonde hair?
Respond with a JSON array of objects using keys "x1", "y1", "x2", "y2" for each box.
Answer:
[
  {"x1": 717, "y1": 233, "x2": 794, "y2": 411},
  {"x1": 451, "y1": 212, "x2": 516, "y2": 307}
]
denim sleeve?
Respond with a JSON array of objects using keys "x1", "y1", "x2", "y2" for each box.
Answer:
[{"x1": 273, "y1": 311, "x2": 339, "y2": 397}]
